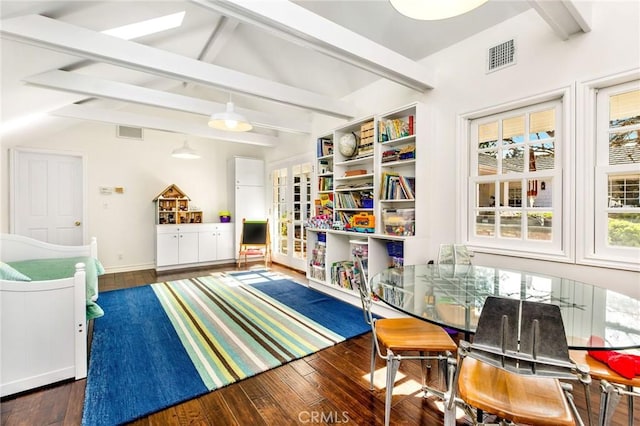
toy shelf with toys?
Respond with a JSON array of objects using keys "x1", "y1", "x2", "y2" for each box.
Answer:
[{"x1": 306, "y1": 102, "x2": 428, "y2": 308}]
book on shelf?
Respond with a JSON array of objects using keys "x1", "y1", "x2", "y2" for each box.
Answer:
[
  {"x1": 399, "y1": 176, "x2": 415, "y2": 199},
  {"x1": 336, "y1": 192, "x2": 358, "y2": 209},
  {"x1": 320, "y1": 192, "x2": 333, "y2": 207},
  {"x1": 380, "y1": 172, "x2": 415, "y2": 200},
  {"x1": 317, "y1": 137, "x2": 334, "y2": 157},
  {"x1": 310, "y1": 241, "x2": 326, "y2": 268},
  {"x1": 336, "y1": 211, "x2": 353, "y2": 225},
  {"x1": 378, "y1": 115, "x2": 414, "y2": 142},
  {"x1": 335, "y1": 190, "x2": 374, "y2": 209},
  {"x1": 379, "y1": 285, "x2": 409, "y2": 307},
  {"x1": 315, "y1": 193, "x2": 333, "y2": 216},
  {"x1": 344, "y1": 169, "x2": 367, "y2": 177},
  {"x1": 330, "y1": 260, "x2": 359, "y2": 290},
  {"x1": 381, "y1": 146, "x2": 415, "y2": 163},
  {"x1": 318, "y1": 176, "x2": 333, "y2": 191}
]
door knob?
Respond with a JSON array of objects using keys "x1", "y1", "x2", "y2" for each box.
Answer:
[{"x1": 75, "y1": 221, "x2": 81, "y2": 226}]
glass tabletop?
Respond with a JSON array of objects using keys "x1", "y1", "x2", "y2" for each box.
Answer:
[{"x1": 369, "y1": 264, "x2": 640, "y2": 350}]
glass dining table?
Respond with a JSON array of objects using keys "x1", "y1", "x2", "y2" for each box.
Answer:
[{"x1": 369, "y1": 263, "x2": 640, "y2": 350}]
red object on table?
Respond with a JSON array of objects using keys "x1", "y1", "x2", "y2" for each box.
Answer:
[{"x1": 587, "y1": 335, "x2": 640, "y2": 379}]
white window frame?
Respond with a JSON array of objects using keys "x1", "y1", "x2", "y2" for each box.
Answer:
[
  {"x1": 578, "y1": 70, "x2": 640, "y2": 271},
  {"x1": 457, "y1": 86, "x2": 574, "y2": 262}
]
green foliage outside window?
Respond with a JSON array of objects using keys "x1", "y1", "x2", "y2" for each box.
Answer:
[{"x1": 609, "y1": 217, "x2": 640, "y2": 247}]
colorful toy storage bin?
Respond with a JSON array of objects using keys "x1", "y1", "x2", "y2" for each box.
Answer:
[
  {"x1": 386, "y1": 241, "x2": 404, "y2": 267},
  {"x1": 382, "y1": 208, "x2": 415, "y2": 236}
]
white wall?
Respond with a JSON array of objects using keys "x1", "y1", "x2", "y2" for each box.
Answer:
[
  {"x1": 0, "y1": 118, "x2": 283, "y2": 271},
  {"x1": 338, "y1": 2, "x2": 640, "y2": 296}
]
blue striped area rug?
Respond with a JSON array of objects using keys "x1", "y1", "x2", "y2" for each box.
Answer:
[{"x1": 82, "y1": 270, "x2": 369, "y2": 426}]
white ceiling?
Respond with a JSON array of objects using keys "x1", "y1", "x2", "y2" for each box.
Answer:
[{"x1": 0, "y1": 0, "x2": 587, "y2": 146}]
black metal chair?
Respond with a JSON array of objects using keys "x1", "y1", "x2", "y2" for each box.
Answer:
[{"x1": 448, "y1": 296, "x2": 593, "y2": 426}]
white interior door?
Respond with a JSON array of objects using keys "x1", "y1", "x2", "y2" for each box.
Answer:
[
  {"x1": 269, "y1": 157, "x2": 313, "y2": 271},
  {"x1": 10, "y1": 148, "x2": 86, "y2": 245}
]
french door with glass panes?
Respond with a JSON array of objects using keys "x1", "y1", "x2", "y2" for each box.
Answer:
[{"x1": 270, "y1": 158, "x2": 313, "y2": 271}]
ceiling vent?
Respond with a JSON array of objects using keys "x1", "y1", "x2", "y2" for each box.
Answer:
[
  {"x1": 116, "y1": 125, "x2": 143, "y2": 140},
  {"x1": 487, "y1": 39, "x2": 516, "y2": 73}
]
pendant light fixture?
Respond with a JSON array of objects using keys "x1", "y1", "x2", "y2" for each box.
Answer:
[
  {"x1": 389, "y1": 0, "x2": 488, "y2": 20},
  {"x1": 208, "y1": 95, "x2": 252, "y2": 132},
  {"x1": 171, "y1": 140, "x2": 200, "y2": 159}
]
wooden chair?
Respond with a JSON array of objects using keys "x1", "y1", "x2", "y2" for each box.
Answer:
[
  {"x1": 570, "y1": 349, "x2": 640, "y2": 426},
  {"x1": 354, "y1": 255, "x2": 457, "y2": 426},
  {"x1": 448, "y1": 296, "x2": 593, "y2": 426}
]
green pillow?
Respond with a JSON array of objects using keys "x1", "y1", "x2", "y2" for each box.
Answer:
[{"x1": 0, "y1": 261, "x2": 32, "y2": 281}]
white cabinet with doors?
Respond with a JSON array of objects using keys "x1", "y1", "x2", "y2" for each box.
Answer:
[
  {"x1": 156, "y1": 223, "x2": 235, "y2": 271},
  {"x1": 234, "y1": 157, "x2": 264, "y2": 186},
  {"x1": 156, "y1": 225, "x2": 199, "y2": 267},
  {"x1": 198, "y1": 223, "x2": 234, "y2": 262},
  {"x1": 229, "y1": 157, "x2": 266, "y2": 260}
]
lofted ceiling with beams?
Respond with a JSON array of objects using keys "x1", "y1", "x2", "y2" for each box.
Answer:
[{"x1": 0, "y1": 0, "x2": 590, "y2": 147}]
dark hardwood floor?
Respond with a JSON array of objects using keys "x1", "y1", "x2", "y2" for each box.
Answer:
[{"x1": 1, "y1": 263, "x2": 637, "y2": 425}]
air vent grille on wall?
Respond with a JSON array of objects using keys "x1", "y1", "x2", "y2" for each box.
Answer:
[
  {"x1": 487, "y1": 39, "x2": 516, "y2": 73},
  {"x1": 117, "y1": 125, "x2": 143, "y2": 140}
]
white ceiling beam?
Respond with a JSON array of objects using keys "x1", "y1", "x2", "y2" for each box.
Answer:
[
  {"x1": 190, "y1": 0, "x2": 434, "y2": 92},
  {"x1": 197, "y1": 16, "x2": 239, "y2": 63},
  {"x1": 0, "y1": 14, "x2": 358, "y2": 119},
  {"x1": 24, "y1": 70, "x2": 311, "y2": 134},
  {"x1": 528, "y1": 0, "x2": 591, "y2": 41},
  {"x1": 52, "y1": 104, "x2": 278, "y2": 147}
]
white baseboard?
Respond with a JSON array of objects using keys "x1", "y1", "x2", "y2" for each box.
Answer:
[{"x1": 102, "y1": 262, "x2": 155, "y2": 274}]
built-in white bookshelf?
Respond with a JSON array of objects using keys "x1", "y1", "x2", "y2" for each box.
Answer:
[{"x1": 307, "y1": 102, "x2": 428, "y2": 307}]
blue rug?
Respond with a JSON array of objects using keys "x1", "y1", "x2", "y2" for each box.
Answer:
[{"x1": 82, "y1": 270, "x2": 369, "y2": 425}]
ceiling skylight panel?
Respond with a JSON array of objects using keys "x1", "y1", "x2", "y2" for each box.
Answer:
[{"x1": 102, "y1": 11, "x2": 186, "y2": 40}]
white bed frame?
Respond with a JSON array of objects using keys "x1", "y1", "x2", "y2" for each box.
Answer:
[{"x1": 0, "y1": 233, "x2": 98, "y2": 397}]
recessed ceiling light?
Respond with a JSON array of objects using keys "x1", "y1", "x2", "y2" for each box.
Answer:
[{"x1": 102, "y1": 11, "x2": 186, "y2": 40}]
